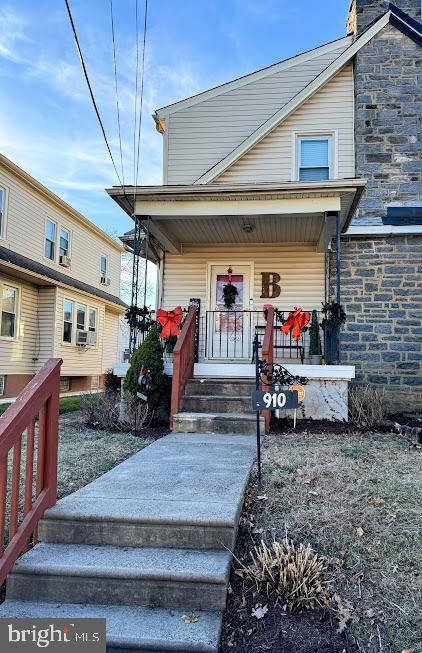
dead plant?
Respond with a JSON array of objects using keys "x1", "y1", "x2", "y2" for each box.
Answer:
[
  {"x1": 240, "y1": 534, "x2": 328, "y2": 610},
  {"x1": 349, "y1": 383, "x2": 387, "y2": 430}
]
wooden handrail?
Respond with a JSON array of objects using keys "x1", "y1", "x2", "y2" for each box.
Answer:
[
  {"x1": 0, "y1": 358, "x2": 62, "y2": 585},
  {"x1": 171, "y1": 305, "x2": 197, "y2": 427},
  {"x1": 261, "y1": 306, "x2": 275, "y2": 434}
]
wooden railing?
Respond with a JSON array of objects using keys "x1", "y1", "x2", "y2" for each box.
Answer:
[
  {"x1": 0, "y1": 358, "x2": 62, "y2": 585},
  {"x1": 261, "y1": 306, "x2": 275, "y2": 434},
  {"x1": 170, "y1": 305, "x2": 197, "y2": 427}
]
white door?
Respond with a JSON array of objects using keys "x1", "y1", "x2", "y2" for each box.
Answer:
[{"x1": 207, "y1": 265, "x2": 252, "y2": 359}]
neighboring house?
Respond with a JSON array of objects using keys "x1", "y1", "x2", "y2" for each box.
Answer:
[
  {"x1": 0, "y1": 152, "x2": 126, "y2": 398},
  {"x1": 109, "y1": 0, "x2": 421, "y2": 414}
]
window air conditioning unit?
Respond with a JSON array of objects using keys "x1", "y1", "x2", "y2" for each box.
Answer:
[
  {"x1": 76, "y1": 330, "x2": 97, "y2": 346},
  {"x1": 59, "y1": 255, "x2": 71, "y2": 268},
  {"x1": 100, "y1": 275, "x2": 111, "y2": 286}
]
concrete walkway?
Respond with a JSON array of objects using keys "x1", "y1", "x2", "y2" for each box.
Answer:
[{"x1": 0, "y1": 433, "x2": 256, "y2": 652}]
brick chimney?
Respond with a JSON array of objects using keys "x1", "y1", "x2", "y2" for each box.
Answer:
[{"x1": 347, "y1": 0, "x2": 421, "y2": 35}]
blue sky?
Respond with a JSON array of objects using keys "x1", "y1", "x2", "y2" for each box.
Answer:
[{"x1": 0, "y1": 0, "x2": 350, "y2": 237}]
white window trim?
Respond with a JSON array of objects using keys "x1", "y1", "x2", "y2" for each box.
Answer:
[
  {"x1": 0, "y1": 185, "x2": 9, "y2": 240},
  {"x1": 62, "y1": 299, "x2": 74, "y2": 345},
  {"x1": 100, "y1": 254, "x2": 109, "y2": 279},
  {"x1": 63, "y1": 296, "x2": 99, "y2": 348},
  {"x1": 88, "y1": 307, "x2": 97, "y2": 333},
  {"x1": 0, "y1": 281, "x2": 19, "y2": 341},
  {"x1": 44, "y1": 216, "x2": 72, "y2": 266},
  {"x1": 0, "y1": 374, "x2": 5, "y2": 396},
  {"x1": 291, "y1": 130, "x2": 338, "y2": 182}
]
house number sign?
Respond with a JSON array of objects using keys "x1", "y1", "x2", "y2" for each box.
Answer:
[{"x1": 251, "y1": 388, "x2": 299, "y2": 411}]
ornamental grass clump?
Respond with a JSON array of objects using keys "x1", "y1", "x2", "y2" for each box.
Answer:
[{"x1": 242, "y1": 536, "x2": 328, "y2": 610}]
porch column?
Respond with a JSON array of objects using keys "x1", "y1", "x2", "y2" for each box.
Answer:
[{"x1": 335, "y1": 211, "x2": 341, "y2": 305}]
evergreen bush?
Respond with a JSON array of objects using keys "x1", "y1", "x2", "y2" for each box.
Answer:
[
  {"x1": 308, "y1": 310, "x2": 321, "y2": 356},
  {"x1": 123, "y1": 327, "x2": 167, "y2": 406}
]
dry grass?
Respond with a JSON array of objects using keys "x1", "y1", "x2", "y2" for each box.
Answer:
[
  {"x1": 253, "y1": 431, "x2": 421, "y2": 652},
  {"x1": 349, "y1": 384, "x2": 387, "y2": 430}
]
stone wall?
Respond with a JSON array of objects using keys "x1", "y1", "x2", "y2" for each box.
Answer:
[
  {"x1": 347, "y1": 0, "x2": 421, "y2": 35},
  {"x1": 338, "y1": 235, "x2": 422, "y2": 412},
  {"x1": 353, "y1": 22, "x2": 422, "y2": 226}
]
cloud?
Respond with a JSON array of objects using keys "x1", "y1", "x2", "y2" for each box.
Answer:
[{"x1": 0, "y1": 6, "x2": 30, "y2": 63}]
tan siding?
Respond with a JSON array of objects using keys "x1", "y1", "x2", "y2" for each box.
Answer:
[
  {"x1": 35, "y1": 287, "x2": 56, "y2": 371},
  {"x1": 0, "y1": 274, "x2": 38, "y2": 375},
  {"x1": 54, "y1": 287, "x2": 106, "y2": 376},
  {"x1": 217, "y1": 64, "x2": 355, "y2": 183},
  {"x1": 102, "y1": 310, "x2": 119, "y2": 372},
  {"x1": 162, "y1": 244, "x2": 324, "y2": 313},
  {"x1": 166, "y1": 45, "x2": 349, "y2": 184},
  {"x1": 0, "y1": 165, "x2": 121, "y2": 297}
]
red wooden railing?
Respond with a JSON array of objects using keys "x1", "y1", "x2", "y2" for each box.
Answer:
[
  {"x1": 170, "y1": 305, "x2": 197, "y2": 428},
  {"x1": 0, "y1": 358, "x2": 62, "y2": 585},
  {"x1": 261, "y1": 306, "x2": 275, "y2": 434}
]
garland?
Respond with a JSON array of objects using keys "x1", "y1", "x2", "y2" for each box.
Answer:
[
  {"x1": 321, "y1": 301, "x2": 346, "y2": 329},
  {"x1": 125, "y1": 305, "x2": 155, "y2": 333}
]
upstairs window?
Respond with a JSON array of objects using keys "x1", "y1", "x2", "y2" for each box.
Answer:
[
  {"x1": 63, "y1": 300, "x2": 73, "y2": 343},
  {"x1": 100, "y1": 255, "x2": 108, "y2": 278},
  {"x1": 1, "y1": 284, "x2": 18, "y2": 338},
  {"x1": 298, "y1": 136, "x2": 331, "y2": 181},
  {"x1": 0, "y1": 187, "x2": 6, "y2": 238},
  {"x1": 59, "y1": 228, "x2": 70, "y2": 258},
  {"x1": 45, "y1": 219, "x2": 56, "y2": 260}
]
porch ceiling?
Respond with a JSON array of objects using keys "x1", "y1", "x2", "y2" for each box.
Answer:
[{"x1": 108, "y1": 179, "x2": 366, "y2": 254}]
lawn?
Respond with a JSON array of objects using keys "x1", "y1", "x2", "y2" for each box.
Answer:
[
  {"x1": 222, "y1": 429, "x2": 421, "y2": 653},
  {"x1": 0, "y1": 394, "x2": 82, "y2": 417}
]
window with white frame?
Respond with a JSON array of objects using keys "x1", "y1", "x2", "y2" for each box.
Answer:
[
  {"x1": 60, "y1": 377, "x2": 70, "y2": 392},
  {"x1": 0, "y1": 375, "x2": 4, "y2": 396},
  {"x1": 45, "y1": 219, "x2": 56, "y2": 260},
  {"x1": 100, "y1": 255, "x2": 107, "y2": 277},
  {"x1": 59, "y1": 227, "x2": 70, "y2": 258},
  {"x1": 0, "y1": 187, "x2": 6, "y2": 238},
  {"x1": 0, "y1": 284, "x2": 18, "y2": 338},
  {"x1": 63, "y1": 299, "x2": 74, "y2": 343},
  {"x1": 91, "y1": 375, "x2": 100, "y2": 389},
  {"x1": 88, "y1": 308, "x2": 97, "y2": 333},
  {"x1": 76, "y1": 304, "x2": 86, "y2": 331},
  {"x1": 298, "y1": 136, "x2": 331, "y2": 181}
]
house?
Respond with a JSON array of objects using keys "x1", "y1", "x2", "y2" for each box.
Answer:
[
  {"x1": 0, "y1": 152, "x2": 126, "y2": 398},
  {"x1": 108, "y1": 0, "x2": 422, "y2": 424}
]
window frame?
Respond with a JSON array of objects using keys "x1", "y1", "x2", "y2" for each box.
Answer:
[
  {"x1": 100, "y1": 254, "x2": 108, "y2": 280},
  {"x1": 88, "y1": 307, "x2": 97, "y2": 333},
  {"x1": 0, "y1": 282, "x2": 19, "y2": 340},
  {"x1": 0, "y1": 185, "x2": 8, "y2": 240},
  {"x1": 44, "y1": 218, "x2": 57, "y2": 261},
  {"x1": 293, "y1": 131, "x2": 337, "y2": 182},
  {"x1": 59, "y1": 226, "x2": 71, "y2": 259},
  {"x1": 63, "y1": 299, "x2": 74, "y2": 344},
  {"x1": 76, "y1": 303, "x2": 87, "y2": 332}
]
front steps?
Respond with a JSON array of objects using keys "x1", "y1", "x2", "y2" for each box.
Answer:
[
  {"x1": 0, "y1": 433, "x2": 256, "y2": 653},
  {"x1": 174, "y1": 378, "x2": 264, "y2": 435}
]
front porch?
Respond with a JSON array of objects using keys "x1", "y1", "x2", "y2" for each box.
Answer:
[{"x1": 109, "y1": 179, "x2": 365, "y2": 426}]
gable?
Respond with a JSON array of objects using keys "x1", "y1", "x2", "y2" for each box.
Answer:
[
  {"x1": 215, "y1": 64, "x2": 355, "y2": 184},
  {"x1": 165, "y1": 43, "x2": 350, "y2": 185}
]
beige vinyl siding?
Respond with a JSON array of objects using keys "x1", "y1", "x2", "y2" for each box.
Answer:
[
  {"x1": 102, "y1": 310, "x2": 119, "y2": 372},
  {"x1": 165, "y1": 45, "x2": 349, "y2": 185},
  {"x1": 0, "y1": 273, "x2": 38, "y2": 375},
  {"x1": 162, "y1": 244, "x2": 324, "y2": 313},
  {"x1": 0, "y1": 166, "x2": 121, "y2": 298},
  {"x1": 35, "y1": 286, "x2": 56, "y2": 371},
  {"x1": 54, "y1": 287, "x2": 106, "y2": 376},
  {"x1": 217, "y1": 64, "x2": 354, "y2": 183}
]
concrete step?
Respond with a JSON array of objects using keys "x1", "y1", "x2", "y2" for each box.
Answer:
[
  {"x1": 181, "y1": 395, "x2": 252, "y2": 414},
  {"x1": 173, "y1": 412, "x2": 263, "y2": 436},
  {"x1": 186, "y1": 379, "x2": 255, "y2": 397},
  {"x1": 0, "y1": 600, "x2": 222, "y2": 652},
  {"x1": 7, "y1": 543, "x2": 231, "y2": 611}
]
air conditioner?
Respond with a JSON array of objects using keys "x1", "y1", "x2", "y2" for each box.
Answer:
[
  {"x1": 76, "y1": 330, "x2": 97, "y2": 346},
  {"x1": 100, "y1": 275, "x2": 111, "y2": 286},
  {"x1": 59, "y1": 255, "x2": 71, "y2": 268}
]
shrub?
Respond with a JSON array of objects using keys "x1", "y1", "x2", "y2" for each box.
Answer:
[
  {"x1": 308, "y1": 309, "x2": 321, "y2": 356},
  {"x1": 104, "y1": 369, "x2": 121, "y2": 394},
  {"x1": 240, "y1": 535, "x2": 327, "y2": 610},
  {"x1": 123, "y1": 327, "x2": 167, "y2": 406},
  {"x1": 81, "y1": 392, "x2": 120, "y2": 430},
  {"x1": 349, "y1": 383, "x2": 386, "y2": 430}
]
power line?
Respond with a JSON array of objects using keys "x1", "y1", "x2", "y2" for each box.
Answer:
[
  {"x1": 134, "y1": 0, "x2": 148, "y2": 191},
  {"x1": 110, "y1": 0, "x2": 125, "y2": 187},
  {"x1": 64, "y1": 0, "x2": 123, "y2": 187}
]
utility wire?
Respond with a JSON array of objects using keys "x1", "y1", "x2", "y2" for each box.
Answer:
[
  {"x1": 64, "y1": 0, "x2": 123, "y2": 187},
  {"x1": 110, "y1": 0, "x2": 125, "y2": 187},
  {"x1": 134, "y1": 0, "x2": 148, "y2": 191},
  {"x1": 132, "y1": 0, "x2": 140, "y2": 209}
]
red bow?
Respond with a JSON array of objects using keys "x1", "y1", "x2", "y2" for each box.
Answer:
[
  {"x1": 157, "y1": 306, "x2": 183, "y2": 339},
  {"x1": 281, "y1": 307, "x2": 311, "y2": 340}
]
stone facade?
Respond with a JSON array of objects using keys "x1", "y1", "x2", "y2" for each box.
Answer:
[
  {"x1": 347, "y1": 0, "x2": 421, "y2": 35},
  {"x1": 338, "y1": 5, "x2": 422, "y2": 412},
  {"x1": 339, "y1": 236, "x2": 422, "y2": 411},
  {"x1": 353, "y1": 22, "x2": 422, "y2": 226}
]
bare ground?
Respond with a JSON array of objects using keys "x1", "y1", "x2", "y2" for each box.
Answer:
[{"x1": 221, "y1": 429, "x2": 421, "y2": 653}]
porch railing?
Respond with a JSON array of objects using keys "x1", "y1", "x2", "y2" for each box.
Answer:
[
  {"x1": 199, "y1": 310, "x2": 323, "y2": 362},
  {"x1": 261, "y1": 307, "x2": 274, "y2": 434},
  {"x1": 170, "y1": 305, "x2": 197, "y2": 426},
  {"x1": 0, "y1": 358, "x2": 62, "y2": 585}
]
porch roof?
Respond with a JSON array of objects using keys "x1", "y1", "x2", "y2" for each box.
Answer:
[{"x1": 108, "y1": 179, "x2": 366, "y2": 255}]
